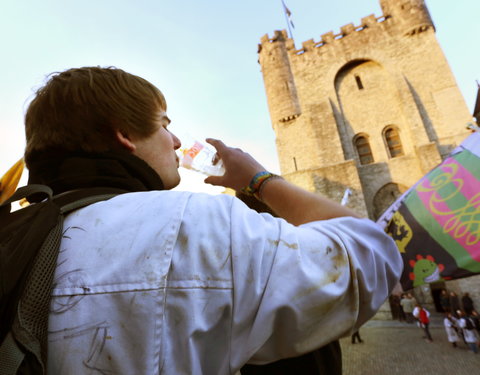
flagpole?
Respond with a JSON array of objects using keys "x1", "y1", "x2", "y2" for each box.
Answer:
[{"x1": 281, "y1": 0, "x2": 294, "y2": 39}]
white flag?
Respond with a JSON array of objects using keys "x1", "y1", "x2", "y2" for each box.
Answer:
[
  {"x1": 341, "y1": 188, "x2": 352, "y2": 206},
  {"x1": 282, "y1": 0, "x2": 295, "y2": 28}
]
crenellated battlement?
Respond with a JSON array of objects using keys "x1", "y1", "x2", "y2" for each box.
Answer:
[
  {"x1": 259, "y1": 13, "x2": 391, "y2": 57},
  {"x1": 259, "y1": 29, "x2": 295, "y2": 52},
  {"x1": 259, "y1": 0, "x2": 434, "y2": 57},
  {"x1": 296, "y1": 14, "x2": 390, "y2": 55}
]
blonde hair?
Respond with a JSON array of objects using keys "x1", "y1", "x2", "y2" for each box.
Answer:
[{"x1": 24, "y1": 66, "x2": 166, "y2": 166}]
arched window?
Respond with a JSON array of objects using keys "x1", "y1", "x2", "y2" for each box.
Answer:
[
  {"x1": 354, "y1": 134, "x2": 374, "y2": 165},
  {"x1": 384, "y1": 127, "x2": 404, "y2": 158}
]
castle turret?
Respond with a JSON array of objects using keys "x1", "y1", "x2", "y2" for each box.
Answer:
[
  {"x1": 258, "y1": 30, "x2": 301, "y2": 125},
  {"x1": 380, "y1": 0, "x2": 435, "y2": 35}
]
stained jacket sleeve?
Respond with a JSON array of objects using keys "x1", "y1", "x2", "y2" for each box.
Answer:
[{"x1": 227, "y1": 196, "x2": 402, "y2": 367}]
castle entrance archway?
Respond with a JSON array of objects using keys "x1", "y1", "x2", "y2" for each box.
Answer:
[{"x1": 373, "y1": 182, "x2": 408, "y2": 220}]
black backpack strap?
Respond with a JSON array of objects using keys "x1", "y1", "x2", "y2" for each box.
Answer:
[
  {"x1": 53, "y1": 187, "x2": 127, "y2": 214},
  {"x1": 0, "y1": 333, "x2": 24, "y2": 375},
  {"x1": 0, "y1": 187, "x2": 125, "y2": 375},
  {"x1": 1, "y1": 185, "x2": 52, "y2": 206},
  {"x1": 0, "y1": 185, "x2": 53, "y2": 217}
]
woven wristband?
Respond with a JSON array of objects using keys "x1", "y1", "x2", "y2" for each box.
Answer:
[
  {"x1": 256, "y1": 174, "x2": 283, "y2": 201},
  {"x1": 241, "y1": 171, "x2": 282, "y2": 200}
]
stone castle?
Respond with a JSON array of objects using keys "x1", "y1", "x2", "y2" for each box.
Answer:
[{"x1": 258, "y1": 0, "x2": 472, "y2": 220}]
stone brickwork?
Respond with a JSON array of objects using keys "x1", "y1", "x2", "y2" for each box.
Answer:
[
  {"x1": 258, "y1": 0, "x2": 472, "y2": 219},
  {"x1": 446, "y1": 275, "x2": 480, "y2": 312}
]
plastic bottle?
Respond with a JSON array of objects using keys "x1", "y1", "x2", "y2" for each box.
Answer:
[{"x1": 177, "y1": 139, "x2": 225, "y2": 176}]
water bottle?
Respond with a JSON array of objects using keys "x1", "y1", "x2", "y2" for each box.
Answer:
[{"x1": 177, "y1": 138, "x2": 225, "y2": 176}]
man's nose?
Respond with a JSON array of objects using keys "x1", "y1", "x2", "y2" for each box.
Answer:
[{"x1": 172, "y1": 133, "x2": 181, "y2": 150}]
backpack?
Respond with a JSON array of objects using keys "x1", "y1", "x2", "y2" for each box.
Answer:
[
  {"x1": 0, "y1": 184, "x2": 124, "y2": 375},
  {"x1": 464, "y1": 317, "x2": 475, "y2": 330},
  {"x1": 240, "y1": 340, "x2": 342, "y2": 375}
]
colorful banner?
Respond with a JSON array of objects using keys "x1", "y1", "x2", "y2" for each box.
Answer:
[{"x1": 380, "y1": 132, "x2": 480, "y2": 290}]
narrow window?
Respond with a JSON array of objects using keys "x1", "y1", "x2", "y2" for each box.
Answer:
[
  {"x1": 355, "y1": 75, "x2": 364, "y2": 90},
  {"x1": 293, "y1": 157, "x2": 298, "y2": 171},
  {"x1": 355, "y1": 136, "x2": 373, "y2": 165},
  {"x1": 385, "y1": 128, "x2": 404, "y2": 158}
]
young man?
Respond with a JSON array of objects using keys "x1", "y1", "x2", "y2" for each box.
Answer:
[
  {"x1": 443, "y1": 312, "x2": 460, "y2": 348},
  {"x1": 413, "y1": 304, "x2": 433, "y2": 342},
  {"x1": 400, "y1": 293, "x2": 415, "y2": 323},
  {"x1": 458, "y1": 311, "x2": 480, "y2": 354},
  {"x1": 24, "y1": 67, "x2": 402, "y2": 374},
  {"x1": 462, "y1": 292, "x2": 475, "y2": 315}
]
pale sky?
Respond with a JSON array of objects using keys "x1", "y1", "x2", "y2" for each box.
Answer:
[{"x1": 1, "y1": 0, "x2": 478, "y2": 194}]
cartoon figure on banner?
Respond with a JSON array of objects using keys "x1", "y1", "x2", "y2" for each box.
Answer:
[{"x1": 409, "y1": 254, "x2": 445, "y2": 287}]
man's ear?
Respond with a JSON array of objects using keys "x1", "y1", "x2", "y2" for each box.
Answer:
[{"x1": 115, "y1": 130, "x2": 136, "y2": 152}]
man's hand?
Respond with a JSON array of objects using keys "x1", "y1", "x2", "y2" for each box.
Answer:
[{"x1": 204, "y1": 138, "x2": 266, "y2": 191}]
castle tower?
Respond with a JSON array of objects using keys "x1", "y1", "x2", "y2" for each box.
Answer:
[
  {"x1": 258, "y1": 0, "x2": 471, "y2": 219},
  {"x1": 258, "y1": 30, "x2": 301, "y2": 124},
  {"x1": 379, "y1": 0, "x2": 434, "y2": 35}
]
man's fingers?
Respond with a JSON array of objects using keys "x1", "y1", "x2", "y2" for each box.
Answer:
[
  {"x1": 204, "y1": 175, "x2": 223, "y2": 186},
  {"x1": 206, "y1": 138, "x2": 226, "y2": 154}
]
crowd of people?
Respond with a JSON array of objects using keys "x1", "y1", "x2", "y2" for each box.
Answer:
[
  {"x1": 390, "y1": 289, "x2": 480, "y2": 353},
  {"x1": 440, "y1": 289, "x2": 480, "y2": 354}
]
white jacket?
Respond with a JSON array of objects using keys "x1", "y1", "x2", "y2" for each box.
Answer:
[
  {"x1": 47, "y1": 190, "x2": 402, "y2": 374},
  {"x1": 459, "y1": 317, "x2": 480, "y2": 343}
]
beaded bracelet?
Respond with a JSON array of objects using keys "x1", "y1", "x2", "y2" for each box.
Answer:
[{"x1": 241, "y1": 171, "x2": 283, "y2": 200}]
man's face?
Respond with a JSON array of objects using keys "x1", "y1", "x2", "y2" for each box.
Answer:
[{"x1": 131, "y1": 111, "x2": 181, "y2": 189}]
